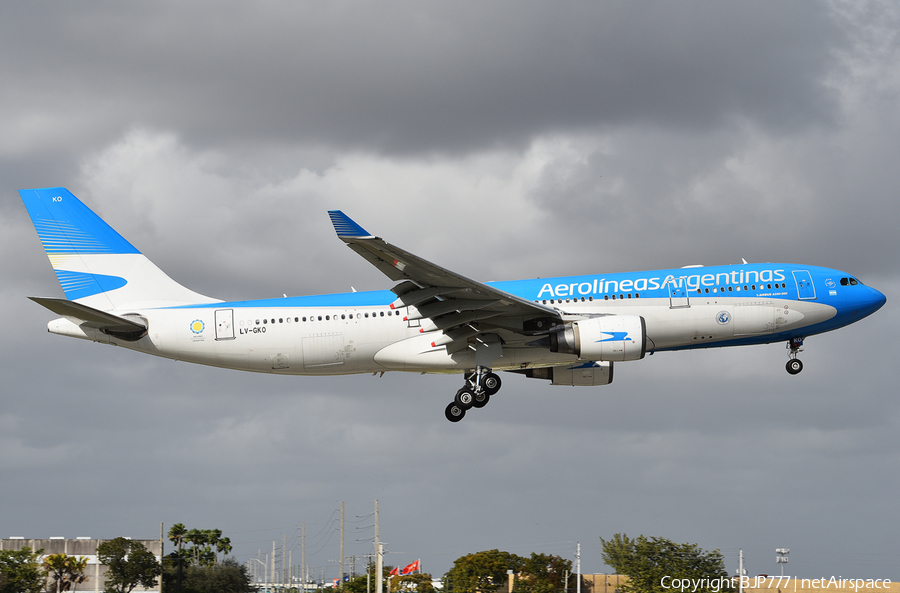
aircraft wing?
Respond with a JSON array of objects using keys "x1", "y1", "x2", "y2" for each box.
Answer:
[
  {"x1": 328, "y1": 211, "x2": 562, "y2": 347},
  {"x1": 29, "y1": 296, "x2": 147, "y2": 332}
]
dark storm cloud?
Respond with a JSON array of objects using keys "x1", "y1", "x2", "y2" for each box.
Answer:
[
  {"x1": 1, "y1": 0, "x2": 899, "y2": 584},
  {"x1": 1, "y1": 1, "x2": 841, "y2": 156}
]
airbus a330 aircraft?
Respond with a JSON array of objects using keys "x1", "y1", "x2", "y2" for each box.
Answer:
[{"x1": 20, "y1": 187, "x2": 886, "y2": 421}]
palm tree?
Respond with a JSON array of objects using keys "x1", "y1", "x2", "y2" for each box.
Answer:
[
  {"x1": 186, "y1": 529, "x2": 206, "y2": 566},
  {"x1": 167, "y1": 523, "x2": 187, "y2": 553},
  {"x1": 216, "y1": 536, "x2": 233, "y2": 563},
  {"x1": 42, "y1": 554, "x2": 89, "y2": 592},
  {"x1": 67, "y1": 556, "x2": 89, "y2": 592},
  {"x1": 202, "y1": 529, "x2": 222, "y2": 565},
  {"x1": 168, "y1": 523, "x2": 189, "y2": 591}
]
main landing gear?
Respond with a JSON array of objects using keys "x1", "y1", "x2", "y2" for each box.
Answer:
[
  {"x1": 786, "y1": 337, "x2": 804, "y2": 375},
  {"x1": 444, "y1": 366, "x2": 502, "y2": 422}
]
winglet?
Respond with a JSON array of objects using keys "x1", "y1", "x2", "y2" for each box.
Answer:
[{"x1": 328, "y1": 210, "x2": 373, "y2": 239}]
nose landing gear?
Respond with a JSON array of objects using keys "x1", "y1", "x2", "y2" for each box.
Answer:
[
  {"x1": 444, "y1": 366, "x2": 502, "y2": 422},
  {"x1": 786, "y1": 337, "x2": 804, "y2": 375}
]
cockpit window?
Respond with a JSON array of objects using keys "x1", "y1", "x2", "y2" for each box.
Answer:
[
  {"x1": 850, "y1": 278, "x2": 859, "y2": 285},
  {"x1": 841, "y1": 277, "x2": 863, "y2": 286}
]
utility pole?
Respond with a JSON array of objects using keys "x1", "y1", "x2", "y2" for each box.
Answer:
[
  {"x1": 160, "y1": 523, "x2": 165, "y2": 593},
  {"x1": 341, "y1": 502, "x2": 346, "y2": 586},
  {"x1": 374, "y1": 500, "x2": 380, "y2": 593},
  {"x1": 376, "y1": 543, "x2": 384, "y2": 593},
  {"x1": 576, "y1": 542, "x2": 581, "y2": 593},
  {"x1": 273, "y1": 541, "x2": 277, "y2": 591},
  {"x1": 302, "y1": 523, "x2": 306, "y2": 593},
  {"x1": 738, "y1": 549, "x2": 744, "y2": 593}
]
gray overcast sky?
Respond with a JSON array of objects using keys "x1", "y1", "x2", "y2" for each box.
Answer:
[{"x1": 2, "y1": 0, "x2": 898, "y2": 582}]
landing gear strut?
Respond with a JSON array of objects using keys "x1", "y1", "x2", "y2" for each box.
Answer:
[
  {"x1": 786, "y1": 337, "x2": 804, "y2": 375},
  {"x1": 444, "y1": 366, "x2": 502, "y2": 422}
]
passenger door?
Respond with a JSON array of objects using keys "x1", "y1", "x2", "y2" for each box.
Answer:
[{"x1": 792, "y1": 270, "x2": 817, "y2": 300}]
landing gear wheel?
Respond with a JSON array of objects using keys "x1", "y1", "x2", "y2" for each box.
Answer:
[
  {"x1": 786, "y1": 359, "x2": 803, "y2": 375},
  {"x1": 482, "y1": 373, "x2": 502, "y2": 396},
  {"x1": 445, "y1": 402, "x2": 466, "y2": 422},
  {"x1": 472, "y1": 391, "x2": 491, "y2": 409},
  {"x1": 455, "y1": 388, "x2": 476, "y2": 410}
]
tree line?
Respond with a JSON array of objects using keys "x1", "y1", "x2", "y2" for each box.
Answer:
[
  {"x1": 1, "y1": 532, "x2": 729, "y2": 593},
  {"x1": 0, "y1": 524, "x2": 251, "y2": 593},
  {"x1": 0, "y1": 538, "x2": 163, "y2": 593},
  {"x1": 344, "y1": 535, "x2": 729, "y2": 593}
]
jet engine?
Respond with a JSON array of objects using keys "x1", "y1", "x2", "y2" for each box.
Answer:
[{"x1": 550, "y1": 315, "x2": 646, "y2": 361}]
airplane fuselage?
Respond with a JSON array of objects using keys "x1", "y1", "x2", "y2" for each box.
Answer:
[{"x1": 48, "y1": 262, "x2": 880, "y2": 376}]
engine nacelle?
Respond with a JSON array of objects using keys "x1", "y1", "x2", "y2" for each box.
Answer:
[{"x1": 550, "y1": 315, "x2": 646, "y2": 361}]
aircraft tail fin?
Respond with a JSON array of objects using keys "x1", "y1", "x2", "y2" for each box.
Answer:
[{"x1": 19, "y1": 187, "x2": 218, "y2": 311}]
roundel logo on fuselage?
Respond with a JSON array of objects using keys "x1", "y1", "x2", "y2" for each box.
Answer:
[
  {"x1": 190, "y1": 319, "x2": 205, "y2": 334},
  {"x1": 716, "y1": 311, "x2": 731, "y2": 325}
]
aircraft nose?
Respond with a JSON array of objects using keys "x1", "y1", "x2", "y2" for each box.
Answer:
[
  {"x1": 871, "y1": 286, "x2": 887, "y2": 311},
  {"x1": 854, "y1": 285, "x2": 887, "y2": 318}
]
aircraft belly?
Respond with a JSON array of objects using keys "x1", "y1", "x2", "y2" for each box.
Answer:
[{"x1": 373, "y1": 333, "x2": 577, "y2": 372}]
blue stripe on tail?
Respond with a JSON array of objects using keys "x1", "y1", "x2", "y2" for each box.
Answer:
[{"x1": 19, "y1": 188, "x2": 140, "y2": 255}]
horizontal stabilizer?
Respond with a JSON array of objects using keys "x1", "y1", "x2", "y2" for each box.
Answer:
[{"x1": 29, "y1": 297, "x2": 147, "y2": 332}]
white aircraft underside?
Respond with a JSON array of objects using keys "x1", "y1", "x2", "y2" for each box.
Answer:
[{"x1": 20, "y1": 188, "x2": 886, "y2": 421}]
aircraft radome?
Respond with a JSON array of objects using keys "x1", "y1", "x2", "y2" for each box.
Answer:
[{"x1": 20, "y1": 188, "x2": 887, "y2": 421}]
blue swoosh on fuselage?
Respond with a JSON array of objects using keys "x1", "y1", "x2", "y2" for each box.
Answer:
[{"x1": 165, "y1": 263, "x2": 849, "y2": 311}]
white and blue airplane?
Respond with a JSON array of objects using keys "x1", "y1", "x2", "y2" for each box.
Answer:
[{"x1": 20, "y1": 187, "x2": 887, "y2": 421}]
